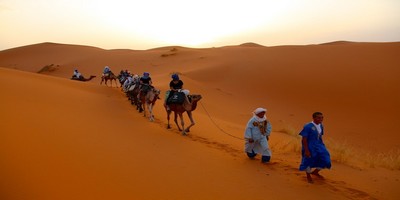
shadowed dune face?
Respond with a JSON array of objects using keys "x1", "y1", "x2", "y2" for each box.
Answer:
[{"x1": 1, "y1": 42, "x2": 400, "y2": 200}]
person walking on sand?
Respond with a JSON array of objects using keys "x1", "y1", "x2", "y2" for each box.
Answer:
[
  {"x1": 299, "y1": 112, "x2": 331, "y2": 183},
  {"x1": 244, "y1": 107, "x2": 272, "y2": 163}
]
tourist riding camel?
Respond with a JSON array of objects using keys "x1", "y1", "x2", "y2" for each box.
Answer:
[
  {"x1": 123, "y1": 74, "x2": 134, "y2": 92},
  {"x1": 103, "y1": 66, "x2": 112, "y2": 77},
  {"x1": 165, "y1": 73, "x2": 185, "y2": 111},
  {"x1": 118, "y1": 70, "x2": 131, "y2": 86},
  {"x1": 71, "y1": 69, "x2": 96, "y2": 81},
  {"x1": 137, "y1": 72, "x2": 153, "y2": 99},
  {"x1": 72, "y1": 69, "x2": 82, "y2": 79},
  {"x1": 140, "y1": 72, "x2": 152, "y2": 85}
]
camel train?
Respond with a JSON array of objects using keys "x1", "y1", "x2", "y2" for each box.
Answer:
[
  {"x1": 119, "y1": 72, "x2": 202, "y2": 134},
  {"x1": 94, "y1": 68, "x2": 202, "y2": 134}
]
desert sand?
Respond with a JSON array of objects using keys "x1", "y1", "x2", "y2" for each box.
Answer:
[{"x1": 1, "y1": 42, "x2": 399, "y2": 199}]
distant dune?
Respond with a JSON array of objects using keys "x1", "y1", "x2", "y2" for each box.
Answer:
[
  {"x1": 319, "y1": 40, "x2": 355, "y2": 45},
  {"x1": 239, "y1": 42, "x2": 265, "y2": 47},
  {"x1": 1, "y1": 41, "x2": 399, "y2": 200}
]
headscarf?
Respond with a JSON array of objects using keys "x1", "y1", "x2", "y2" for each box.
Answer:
[
  {"x1": 254, "y1": 107, "x2": 266, "y2": 115},
  {"x1": 252, "y1": 107, "x2": 268, "y2": 134},
  {"x1": 253, "y1": 107, "x2": 267, "y2": 122}
]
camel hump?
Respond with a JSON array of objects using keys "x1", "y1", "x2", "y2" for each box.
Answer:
[
  {"x1": 167, "y1": 91, "x2": 186, "y2": 104},
  {"x1": 183, "y1": 96, "x2": 192, "y2": 111}
]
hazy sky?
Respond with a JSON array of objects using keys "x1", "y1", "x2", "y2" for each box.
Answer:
[{"x1": 1, "y1": 0, "x2": 399, "y2": 50}]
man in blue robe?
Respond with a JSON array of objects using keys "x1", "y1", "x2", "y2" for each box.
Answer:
[{"x1": 299, "y1": 112, "x2": 331, "y2": 183}]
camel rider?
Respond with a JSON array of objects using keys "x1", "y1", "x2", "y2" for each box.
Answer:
[
  {"x1": 170, "y1": 74, "x2": 183, "y2": 91},
  {"x1": 165, "y1": 73, "x2": 184, "y2": 106},
  {"x1": 139, "y1": 72, "x2": 152, "y2": 86},
  {"x1": 165, "y1": 74, "x2": 190, "y2": 110},
  {"x1": 138, "y1": 72, "x2": 153, "y2": 98},
  {"x1": 119, "y1": 70, "x2": 130, "y2": 86},
  {"x1": 103, "y1": 66, "x2": 112, "y2": 77},
  {"x1": 73, "y1": 69, "x2": 82, "y2": 79},
  {"x1": 120, "y1": 69, "x2": 130, "y2": 79},
  {"x1": 132, "y1": 74, "x2": 140, "y2": 84},
  {"x1": 123, "y1": 75, "x2": 134, "y2": 91}
]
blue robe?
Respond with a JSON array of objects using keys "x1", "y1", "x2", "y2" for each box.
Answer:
[{"x1": 299, "y1": 122, "x2": 331, "y2": 171}]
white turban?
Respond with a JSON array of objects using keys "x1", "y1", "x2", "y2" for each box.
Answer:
[{"x1": 254, "y1": 107, "x2": 267, "y2": 115}]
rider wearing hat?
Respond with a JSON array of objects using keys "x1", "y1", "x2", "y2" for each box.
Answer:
[
  {"x1": 139, "y1": 72, "x2": 152, "y2": 85},
  {"x1": 137, "y1": 72, "x2": 153, "y2": 99},
  {"x1": 165, "y1": 73, "x2": 184, "y2": 110},
  {"x1": 169, "y1": 74, "x2": 183, "y2": 92}
]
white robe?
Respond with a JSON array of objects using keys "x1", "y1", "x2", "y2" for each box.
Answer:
[{"x1": 244, "y1": 116, "x2": 272, "y2": 156}]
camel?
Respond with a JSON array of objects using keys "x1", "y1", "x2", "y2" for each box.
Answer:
[
  {"x1": 71, "y1": 75, "x2": 96, "y2": 82},
  {"x1": 126, "y1": 84, "x2": 141, "y2": 111},
  {"x1": 138, "y1": 86, "x2": 161, "y2": 121},
  {"x1": 165, "y1": 94, "x2": 202, "y2": 135},
  {"x1": 100, "y1": 73, "x2": 119, "y2": 87},
  {"x1": 117, "y1": 71, "x2": 128, "y2": 88}
]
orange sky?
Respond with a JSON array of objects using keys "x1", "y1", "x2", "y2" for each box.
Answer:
[{"x1": 1, "y1": 0, "x2": 399, "y2": 50}]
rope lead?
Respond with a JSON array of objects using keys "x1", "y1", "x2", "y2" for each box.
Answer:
[{"x1": 200, "y1": 102, "x2": 244, "y2": 140}]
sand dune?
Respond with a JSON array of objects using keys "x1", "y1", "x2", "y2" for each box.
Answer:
[{"x1": 1, "y1": 42, "x2": 400, "y2": 199}]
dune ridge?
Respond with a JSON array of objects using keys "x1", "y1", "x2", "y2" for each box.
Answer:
[{"x1": 1, "y1": 41, "x2": 400, "y2": 199}]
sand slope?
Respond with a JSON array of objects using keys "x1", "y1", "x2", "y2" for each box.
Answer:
[
  {"x1": 2, "y1": 42, "x2": 400, "y2": 151},
  {"x1": 1, "y1": 42, "x2": 400, "y2": 199}
]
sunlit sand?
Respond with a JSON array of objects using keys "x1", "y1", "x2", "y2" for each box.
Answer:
[{"x1": 1, "y1": 42, "x2": 399, "y2": 199}]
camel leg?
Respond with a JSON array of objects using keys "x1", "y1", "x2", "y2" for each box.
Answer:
[
  {"x1": 142, "y1": 102, "x2": 146, "y2": 117},
  {"x1": 166, "y1": 106, "x2": 172, "y2": 129},
  {"x1": 141, "y1": 97, "x2": 147, "y2": 117},
  {"x1": 137, "y1": 95, "x2": 144, "y2": 112},
  {"x1": 148, "y1": 103, "x2": 154, "y2": 122},
  {"x1": 178, "y1": 113, "x2": 186, "y2": 135},
  {"x1": 138, "y1": 101, "x2": 143, "y2": 112},
  {"x1": 184, "y1": 111, "x2": 195, "y2": 132},
  {"x1": 173, "y1": 112, "x2": 182, "y2": 131},
  {"x1": 130, "y1": 95, "x2": 136, "y2": 105}
]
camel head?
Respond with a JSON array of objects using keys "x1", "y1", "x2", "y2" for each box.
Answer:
[
  {"x1": 153, "y1": 89, "x2": 161, "y2": 99},
  {"x1": 153, "y1": 89, "x2": 161, "y2": 95},
  {"x1": 189, "y1": 94, "x2": 202, "y2": 102}
]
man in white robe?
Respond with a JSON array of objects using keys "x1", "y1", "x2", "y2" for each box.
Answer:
[{"x1": 244, "y1": 107, "x2": 272, "y2": 163}]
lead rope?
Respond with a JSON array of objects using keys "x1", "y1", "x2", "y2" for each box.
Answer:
[{"x1": 199, "y1": 102, "x2": 244, "y2": 141}]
